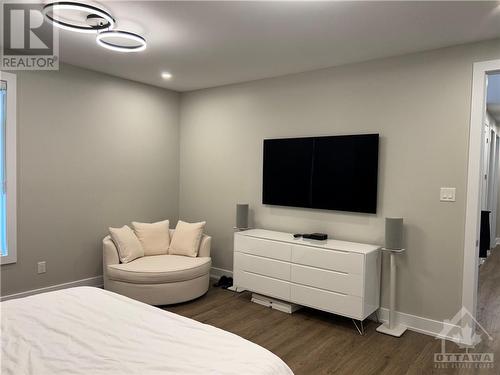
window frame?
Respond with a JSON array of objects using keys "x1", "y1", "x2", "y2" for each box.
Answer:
[{"x1": 1, "y1": 71, "x2": 17, "y2": 265}]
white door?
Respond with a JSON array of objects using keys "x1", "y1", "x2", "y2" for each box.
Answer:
[{"x1": 482, "y1": 123, "x2": 490, "y2": 210}]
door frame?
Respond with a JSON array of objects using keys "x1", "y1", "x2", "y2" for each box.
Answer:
[
  {"x1": 490, "y1": 132, "x2": 500, "y2": 248},
  {"x1": 462, "y1": 59, "x2": 500, "y2": 317}
]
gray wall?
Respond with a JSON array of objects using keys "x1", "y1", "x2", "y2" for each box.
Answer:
[
  {"x1": 179, "y1": 39, "x2": 500, "y2": 322},
  {"x1": 1, "y1": 64, "x2": 180, "y2": 295}
]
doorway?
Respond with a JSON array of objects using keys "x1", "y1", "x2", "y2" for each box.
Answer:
[{"x1": 463, "y1": 61, "x2": 500, "y2": 321}]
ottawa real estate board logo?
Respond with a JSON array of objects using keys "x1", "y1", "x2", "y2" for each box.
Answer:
[
  {"x1": 434, "y1": 307, "x2": 494, "y2": 369},
  {"x1": 1, "y1": 1, "x2": 59, "y2": 70}
]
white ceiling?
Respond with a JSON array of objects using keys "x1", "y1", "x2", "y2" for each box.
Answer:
[{"x1": 52, "y1": 1, "x2": 500, "y2": 92}]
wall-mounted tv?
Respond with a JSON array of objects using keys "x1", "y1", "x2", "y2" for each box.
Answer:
[{"x1": 262, "y1": 134, "x2": 379, "y2": 214}]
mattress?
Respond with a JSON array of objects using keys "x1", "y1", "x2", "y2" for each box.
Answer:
[{"x1": 1, "y1": 287, "x2": 293, "y2": 375}]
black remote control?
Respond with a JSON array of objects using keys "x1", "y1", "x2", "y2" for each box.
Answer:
[{"x1": 293, "y1": 233, "x2": 328, "y2": 240}]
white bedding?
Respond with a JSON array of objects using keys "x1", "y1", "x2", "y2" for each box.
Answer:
[{"x1": 1, "y1": 287, "x2": 293, "y2": 375}]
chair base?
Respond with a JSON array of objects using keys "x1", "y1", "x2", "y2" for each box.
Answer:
[{"x1": 105, "y1": 273, "x2": 210, "y2": 306}]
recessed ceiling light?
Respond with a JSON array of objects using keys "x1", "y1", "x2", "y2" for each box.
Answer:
[{"x1": 161, "y1": 72, "x2": 173, "y2": 80}]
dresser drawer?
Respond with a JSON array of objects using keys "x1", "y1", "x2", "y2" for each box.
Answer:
[
  {"x1": 291, "y1": 245, "x2": 364, "y2": 274},
  {"x1": 290, "y1": 284, "x2": 363, "y2": 319},
  {"x1": 291, "y1": 264, "x2": 363, "y2": 296},
  {"x1": 235, "y1": 235, "x2": 291, "y2": 261},
  {"x1": 237, "y1": 271, "x2": 290, "y2": 301},
  {"x1": 235, "y1": 252, "x2": 290, "y2": 281}
]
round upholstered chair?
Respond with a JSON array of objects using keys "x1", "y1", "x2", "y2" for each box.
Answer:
[{"x1": 103, "y1": 229, "x2": 211, "y2": 305}]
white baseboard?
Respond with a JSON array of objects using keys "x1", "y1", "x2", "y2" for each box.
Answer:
[
  {"x1": 0, "y1": 276, "x2": 103, "y2": 302},
  {"x1": 210, "y1": 267, "x2": 233, "y2": 280},
  {"x1": 377, "y1": 307, "x2": 460, "y2": 342},
  {"x1": 496, "y1": 237, "x2": 500, "y2": 246}
]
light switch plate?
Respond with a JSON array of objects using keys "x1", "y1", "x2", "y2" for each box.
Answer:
[
  {"x1": 440, "y1": 187, "x2": 456, "y2": 202},
  {"x1": 37, "y1": 261, "x2": 46, "y2": 274}
]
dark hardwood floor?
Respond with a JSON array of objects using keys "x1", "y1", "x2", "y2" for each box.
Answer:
[{"x1": 163, "y1": 252, "x2": 500, "y2": 375}]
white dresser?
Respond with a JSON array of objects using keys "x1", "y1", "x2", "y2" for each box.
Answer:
[{"x1": 233, "y1": 229, "x2": 381, "y2": 321}]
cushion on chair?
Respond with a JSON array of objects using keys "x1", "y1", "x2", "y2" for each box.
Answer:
[
  {"x1": 132, "y1": 220, "x2": 170, "y2": 256},
  {"x1": 107, "y1": 255, "x2": 211, "y2": 284},
  {"x1": 109, "y1": 225, "x2": 144, "y2": 263},
  {"x1": 169, "y1": 220, "x2": 206, "y2": 257}
]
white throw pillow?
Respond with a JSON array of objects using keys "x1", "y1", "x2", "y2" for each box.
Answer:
[
  {"x1": 132, "y1": 220, "x2": 170, "y2": 256},
  {"x1": 109, "y1": 225, "x2": 144, "y2": 263},
  {"x1": 169, "y1": 220, "x2": 206, "y2": 257}
]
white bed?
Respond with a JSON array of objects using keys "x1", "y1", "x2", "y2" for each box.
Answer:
[{"x1": 1, "y1": 287, "x2": 293, "y2": 375}]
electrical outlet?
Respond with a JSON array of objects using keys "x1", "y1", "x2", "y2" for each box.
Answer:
[{"x1": 37, "y1": 261, "x2": 46, "y2": 274}]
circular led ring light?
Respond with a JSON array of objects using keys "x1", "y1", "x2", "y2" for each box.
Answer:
[
  {"x1": 96, "y1": 30, "x2": 147, "y2": 53},
  {"x1": 42, "y1": 1, "x2": 115, "y2": 33}
]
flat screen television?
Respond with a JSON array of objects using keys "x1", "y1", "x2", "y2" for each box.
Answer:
[{"x1": 262, "y1": 134, "x2": 379, "y2": 213}]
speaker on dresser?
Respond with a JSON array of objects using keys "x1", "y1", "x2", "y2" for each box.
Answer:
[{"x1": 235, "y1": 204, "x2": 249, "y2": 230}]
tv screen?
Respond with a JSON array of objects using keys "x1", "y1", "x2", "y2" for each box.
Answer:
[{"x1": 262, "y1": 134, "x2": 379, "y2": 213}]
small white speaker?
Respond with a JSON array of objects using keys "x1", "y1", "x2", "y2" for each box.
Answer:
[
  {"x1": 236, "y1": 204, "x2": 249, "y2": 229},
  {"x1": 385, "y1": 217, "x2": 404, "y2": 250}
]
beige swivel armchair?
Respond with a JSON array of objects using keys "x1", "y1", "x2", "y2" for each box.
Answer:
[{"x1": 103, "y1": 230, "x2": 211, "y2": 305}]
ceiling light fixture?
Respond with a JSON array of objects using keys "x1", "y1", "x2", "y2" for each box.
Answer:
[
  {"x1": 42, "y1": 1, "x2": 115, "y2": 33},
  {"x1": 96, "y1": 30, "x2": 147, "y2": 53},
  {"x1": 161, "y1": 72, "x2": 173, "y2": 80},
  {"x1": 43, "y1": 2, "x2": 147, "y2": 54}
]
